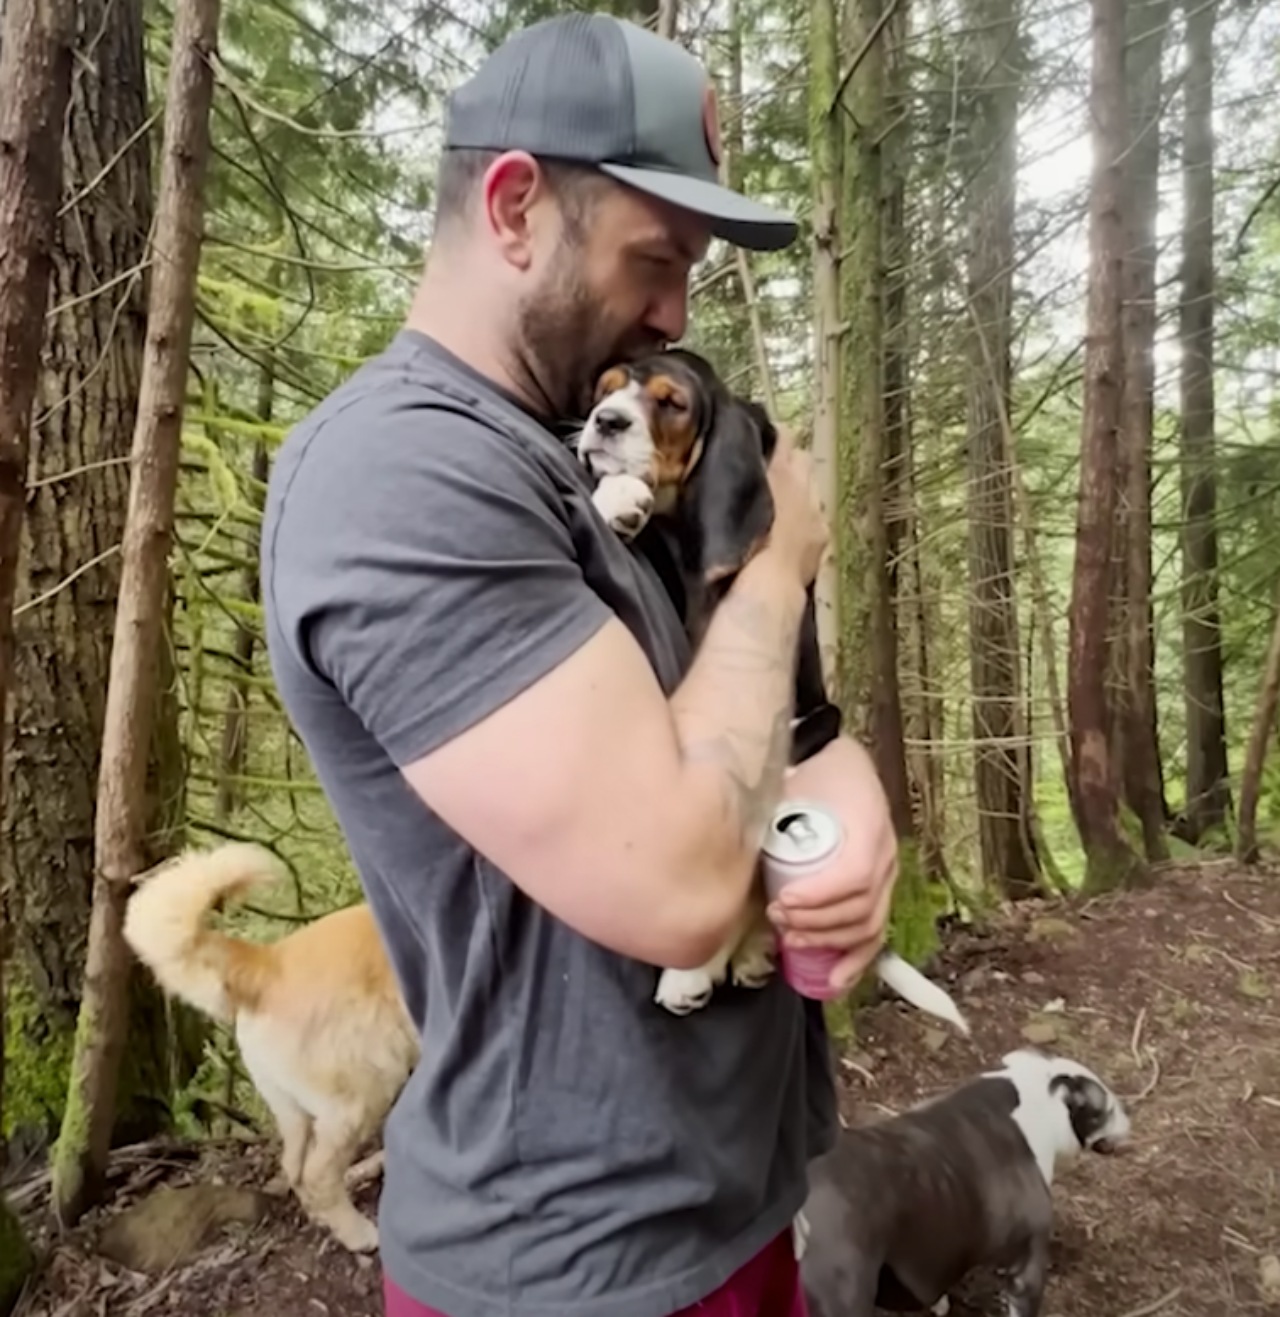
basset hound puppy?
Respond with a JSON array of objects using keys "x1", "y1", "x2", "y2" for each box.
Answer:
[{"x1": 576, "y1": 349, "x2": 967, "y2": 1035}]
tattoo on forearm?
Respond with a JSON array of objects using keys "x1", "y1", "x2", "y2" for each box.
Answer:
[
  {"x1": 684, "y1": 704, "x2": 794, "y2": 846},
  {"x1": 675, "y1": 579, "x2": 803, "y2": 847}
]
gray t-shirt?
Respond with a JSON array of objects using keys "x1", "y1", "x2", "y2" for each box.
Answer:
[{"x1": 261, "y1": 328, "x2": 836, "y2": 1317}]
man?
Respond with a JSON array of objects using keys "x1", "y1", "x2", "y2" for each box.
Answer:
[{"x1": 261, "y1": 12, "x2": 898, "y2": 1317}]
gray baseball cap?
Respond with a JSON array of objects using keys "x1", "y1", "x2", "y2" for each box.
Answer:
[{"x1": 443, "y1": 13, "x2": 798, "y2": 252}]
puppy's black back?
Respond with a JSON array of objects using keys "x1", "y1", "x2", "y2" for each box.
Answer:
[{"x1": 630, "y1": 353, "x2": 837, "y2": 760}]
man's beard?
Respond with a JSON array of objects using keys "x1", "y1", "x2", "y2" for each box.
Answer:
[{"x1": 515, "y1": 253, "x2": 660, "y2": 419}]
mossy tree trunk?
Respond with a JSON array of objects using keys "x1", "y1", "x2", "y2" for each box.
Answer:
[
  {"x1": 53, "y1": 0, "x2": 220, "y2": 1225},
  {"x1": 1177, "y1": 0, "x2": 1230, "y2": 845},
  {"x1": 2, "y1": 0, "x2": 203, "y2": 1153},
  {"x1": 884, "y1": 0, "x2": 946, "y2": 888},
  {"x1": 836, "y1": 0, "x2": 932, "y2": 960},
  {"x1": 1067, "y1": 0, "x2": 1145, "y2": 894},
  {"x1": 0, "y1": 0, "x2": 79, "y2": 1300},
  {"x1": 962, "y1": 0, "x2": 1043, "y2": 899},
  {"x1": 1115, "y1": 0, "x2": 1172, "y2": 862},
  {"x1": 808, "y1": 0, "x2": 842, "y2": 689}
]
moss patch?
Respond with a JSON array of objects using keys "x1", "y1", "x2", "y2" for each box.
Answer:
[
  {"x1": 4, "y1": 961, "x2": 206, "y2": 1151},
  {"x1": 885, "y1": 838, "x2": 939, "y2": 969},
  {"x1": 2, "y1": 976, "x2": 75, "y2": 1142},
  {"x1": 0, "y1": 1196, "x2": 33, "y2": 1316}
]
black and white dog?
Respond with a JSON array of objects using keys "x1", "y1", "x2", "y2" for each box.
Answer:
[{"x1": 798, "y1": 1048, "x2": 1132, "y2": 1317}]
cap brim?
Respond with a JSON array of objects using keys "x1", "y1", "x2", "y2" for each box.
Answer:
[{"x1": 597, "y1": 162, "x2": 798, "y2": 252}]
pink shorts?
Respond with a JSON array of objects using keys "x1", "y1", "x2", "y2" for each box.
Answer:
[{"x1": 383, "y1": 1228, "x2": 808, "y2": 1317}]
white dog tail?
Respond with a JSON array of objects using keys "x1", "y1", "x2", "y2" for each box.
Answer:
[
  {"x1": 873, "y1": 950, "x2": 970, "y2": 1036},
  {"x1": 123, "y1": 842, "x2": 286, "y2": 1024}
]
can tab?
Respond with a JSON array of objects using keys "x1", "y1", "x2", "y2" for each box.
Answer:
[{"x1": 763, "y1": 800, "x2": 843, "y2": 864}]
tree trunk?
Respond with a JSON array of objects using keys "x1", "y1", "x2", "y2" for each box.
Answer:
[
  {"x1": 1237, "y1": 579, "x2": 1280, "y2": 865},
  {"x1": 721, "y1": 0, "x2": 777, "y2": 420},
  {"x1": 963, "y1": 0, "x2": 1042, "y2": 899},
  {"x1": 52, "y1": 0, "x2": 221, "y2": 1225},
  {"x1": 1177, "y1": 0, "x2": 1229, "y2": 844},
  {"x1": 215, "y1": 411, "x2": 270, "y2": 820},
  {"x1": 0, "y1": 0, "x2": 77, "y2": 1298},
  {"x1": 809, "y1": 0, "x2": 841, "y2": 690},
  {"x1": 884, "y1": 0, "x2": 946, "y2": 886},
  {"x1": 838, "y1": 0, "x2": 933, "y2": 962},
  {"x1": 2, "y1": 0, "x2": 200, "y2": 1152},
  {"x1": 1067, "y1": 0, "x2": 1144, "y2": 894},
  {"x1": 1115, "y1": 0, "x2": 1173, "y2": 862},
  {"x1": 838, "y1": 0, "x2": 911, "y2": 835}
]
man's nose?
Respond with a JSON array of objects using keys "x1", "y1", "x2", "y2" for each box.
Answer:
[{"x1": 646, "y1": 287, "x2": 689, "y2": 345}]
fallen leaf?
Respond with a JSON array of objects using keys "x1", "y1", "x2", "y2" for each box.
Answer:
[
  {"x1": 1042, "y1": 997, "x2": 1066, "y2": 1014},
  {"x1": 1028, "y1": 917, "x2": 1079, "y2": 945},
  {"x1": 922, "y1": 1028, "x2": 949, "y2": 1053},
  {"x1": 1022, "y1": 1019, "x2": 1059, "y2": 1046},
  {"x1": 1239, "y1": 969, "x2": 1270, "y2": 1000},
  {"x1": 1258, "y1": 1253, "x2": 1280, "y2": 1304}
]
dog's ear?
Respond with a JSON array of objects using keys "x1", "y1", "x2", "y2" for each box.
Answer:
[{"x1": 683, "y1": 395, "x2": 775, "y2": 587}]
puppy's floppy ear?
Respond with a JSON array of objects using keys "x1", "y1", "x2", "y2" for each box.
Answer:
[{"x1": 683, "y1": 395, "x2": 775, "y2": 586}]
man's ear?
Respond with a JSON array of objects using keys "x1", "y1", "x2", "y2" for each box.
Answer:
[
  {"x1": 682, "y1": 397, "x2": 775, "y2": 586},
  {"x1": 481, "y1": 151, "x2": 544, "y2": 270}
]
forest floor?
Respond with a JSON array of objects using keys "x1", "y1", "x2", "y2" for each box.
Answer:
[{"x1": 8, "y1": 861, "x2": 1280, "y2": 1316}]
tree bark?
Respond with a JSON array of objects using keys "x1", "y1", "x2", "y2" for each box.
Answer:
[
  {"x1": 1114, "y1": 0, "x2": 1173, "y2": 861},
  {"x1": 216, "y1": 409, "x2": 270, "y2": 820},
  {"x1": 809, "y1": 0, "x2": 842, "y2": 690},
  {"x1": 963, "y1": 0, "x2": 1042, "y2": 899},
  {"x1": 1067, "y1": 0, "x2": 1144, "y2": 893},
  {"x1": 52, "y1": 0, "x2": 221, "y2": 1225},
  {"x1": 0, "y1": 0, "x2": 77, "y2": 1296},
  {"x1": 2, "y1": 0, "x2": 199, "y2": 1151},
  {"x1": 1177, "y1": 0, "x2": 1230, "y2": 843},
  {"x1": 1237, "y1": 579, "x2": 1280, "y2": 865},
  {"x1": 838, "y1": 0, "x2": 912, "y2": 838}
]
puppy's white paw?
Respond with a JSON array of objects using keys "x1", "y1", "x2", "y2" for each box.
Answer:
[
  {"x1": 729, "y1": 932, "x2": 777, "y2": 989},
  {"x1": 655, "y1": 967, "x2": 716, "y2": 1015},
  {"x1": 931, "y1": 1297, "x2": 951, "y2": 1317},
  {"x1": 593, "y1": 473, "x2": 654, "y2": 540}
]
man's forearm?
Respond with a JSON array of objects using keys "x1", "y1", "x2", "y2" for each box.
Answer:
[{"x1": 668, "y1": 548, "x2": 807, "y2": 879}]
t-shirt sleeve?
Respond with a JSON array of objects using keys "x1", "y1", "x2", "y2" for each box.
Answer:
[{"x1": 268, "y1": 399, "x2": 614, "y2": 769}]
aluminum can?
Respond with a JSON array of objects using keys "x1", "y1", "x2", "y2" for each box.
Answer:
[{"x1": 760, "y1": 800, "x2": 846, "y2": 1001}]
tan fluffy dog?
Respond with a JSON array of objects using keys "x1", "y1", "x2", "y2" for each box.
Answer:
[{"x1": 123, "y1": 843, "x2": 419, "y2": 1252}]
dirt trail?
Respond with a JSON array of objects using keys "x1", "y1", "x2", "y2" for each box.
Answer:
[{"x1": 10, "y1": 863, "x2": 1280, "y2": 1315}]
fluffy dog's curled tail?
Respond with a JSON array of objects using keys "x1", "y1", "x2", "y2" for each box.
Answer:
[{"x1": 123, "y1": 843, "x2": 286, "y2": 1024}]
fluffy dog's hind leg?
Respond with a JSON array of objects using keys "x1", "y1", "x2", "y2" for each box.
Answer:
[
  {"x1": 298, "y1": 1106, "x2": 381, "y2": 1252},
  {"x1": 257, "y1": 1079, "x2": 312, "y2": 1198}
]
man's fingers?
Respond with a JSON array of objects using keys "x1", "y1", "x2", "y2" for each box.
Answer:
[
  {"x1": 772, "y1": 844, "x2": 897, "y2": 913},
  {"x1": 771, "y1": 889, "x2": 879, "y2": 935},
  {"x1": 778, "y1": 867, "x2": 897, "y2": 952},
  {"x1": 829, "y1": 932, "x2": 888, "y2": 993}
]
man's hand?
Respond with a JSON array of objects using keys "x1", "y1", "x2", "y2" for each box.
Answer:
[
  {"x1": 763, "y1": 424, "x2": 829, "y2": 590},
  {"x1": 764, "y1": 735, "x2": 899, "y2": 993}
]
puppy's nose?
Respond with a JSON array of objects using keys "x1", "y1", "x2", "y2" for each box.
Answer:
[{"x1": 593, "y1": 407, "x2": 631, "y2": 437}]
